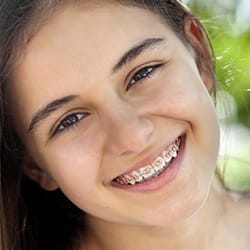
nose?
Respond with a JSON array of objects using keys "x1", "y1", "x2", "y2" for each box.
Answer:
[{"x1": 101, "y1": 100, "x2": 154, "y2": 156}]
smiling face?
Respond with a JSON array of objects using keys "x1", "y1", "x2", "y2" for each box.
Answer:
[{"x1": 8, "y1": 2, "x2": 220, "y2": 226}]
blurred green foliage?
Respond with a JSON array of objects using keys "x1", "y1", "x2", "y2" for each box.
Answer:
[
  {"x1": 218, "y1": 156, "x2": 250, "y2": 191},
  {"x1": 188, "y1": 0, "x2": 250, "y2": 128}
]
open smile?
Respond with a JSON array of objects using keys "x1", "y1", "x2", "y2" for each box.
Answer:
[{"x1": 112, "y1": 135, "x2": 185, "y2": 191}]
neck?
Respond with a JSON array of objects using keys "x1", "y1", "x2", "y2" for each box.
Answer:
[{"x1": 83, "y1": 183, "x2": 226, "y2": 250}]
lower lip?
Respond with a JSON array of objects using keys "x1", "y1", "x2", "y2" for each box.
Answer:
[{"x1": 112, "y1": 135, "x2": 186, "y2": 192}]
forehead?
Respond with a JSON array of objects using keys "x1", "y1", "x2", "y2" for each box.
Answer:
[
  {"x1": 25, "y1": 4, "x2": 169, "y2": 56},
  {"x1": 11, "y1": 2, "x2": 180, "y2": 131},
  {"x1": 13, "y1": 3, "x2": 174, "y2": 90},
  {"x1": 21, "y1": 2, "x2": 171, "y2": 64}
]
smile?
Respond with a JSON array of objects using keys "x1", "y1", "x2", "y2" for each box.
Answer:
[{"x1": 114, "y1": 137, "x2": 182, "y2": 185}]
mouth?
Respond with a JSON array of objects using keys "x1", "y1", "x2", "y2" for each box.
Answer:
[{"x1": 112, "y1": 135, "x2": 185, "y2": 188}]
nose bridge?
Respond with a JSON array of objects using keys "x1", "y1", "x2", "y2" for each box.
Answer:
[{"x1": 100, "y1": 97, "x2": 153, "y2": 156}]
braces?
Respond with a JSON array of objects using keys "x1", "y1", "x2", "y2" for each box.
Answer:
[{"x1": 115, "y1": 137, "x2": 182, "y2": 185}]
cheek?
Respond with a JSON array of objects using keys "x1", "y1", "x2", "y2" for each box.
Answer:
[
  {"x1": 145, "y1": 64, "x2": 220, "y2": 155},
  {"x1": 147, "y1": 68, "x2": 214, "y2": 122},
  {"x1": 40, "y1": 131, "x2": 103, "y2": 191}
]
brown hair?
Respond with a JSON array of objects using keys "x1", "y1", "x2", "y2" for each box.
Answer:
[{"x1": 0, "y1": 1, "x2": 214, "y2": 249}]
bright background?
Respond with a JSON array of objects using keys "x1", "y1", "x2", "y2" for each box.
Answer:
[{"x1": 186, "y1": 0, "x2": 250, "y2": 191}]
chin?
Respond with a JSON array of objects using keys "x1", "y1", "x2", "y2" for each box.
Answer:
[{"x1": 136, "y1": 178, "x2": 212, "y2": 227}]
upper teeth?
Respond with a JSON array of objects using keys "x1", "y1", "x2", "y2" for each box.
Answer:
[{"x1": 115, "y1": 137, "x2": 181, "y2": 185}]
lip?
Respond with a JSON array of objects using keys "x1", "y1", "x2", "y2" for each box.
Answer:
[{"x1": 111, "y1": 134, "x2": 186, "y2": 192}]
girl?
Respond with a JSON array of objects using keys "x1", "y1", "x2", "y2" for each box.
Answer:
[{"x1": 0, "y1": 0, "x2": 249, "y2": 249}]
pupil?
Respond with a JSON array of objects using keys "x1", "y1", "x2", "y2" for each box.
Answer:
[
  {"x1": 136, "y1": 68, "x2": 151, "y2": 81},
  {"x1": 63, "y1": 115, "x2": 77, "y2": 127}
]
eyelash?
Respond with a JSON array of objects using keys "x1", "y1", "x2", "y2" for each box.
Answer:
[
  {"x1": 53, "y1": 113, "x2": 87, "y2": 135},
  {"x1": 126, "y1": 63, "x2": 164, "y2": 91},
  {"x1": 52, "y1": 63, "x2": 164, "y2": 136}
]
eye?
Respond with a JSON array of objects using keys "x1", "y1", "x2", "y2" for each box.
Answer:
[
  {"x1": 53, "y1": 113, "x2": 88, "y2": 135},
  {"x1": 126, "y1": 63, "x2": 165, "y2": 91}
]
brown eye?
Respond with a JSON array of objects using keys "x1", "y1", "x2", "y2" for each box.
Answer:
[
  {"x1": 126, "y1": 63, "x2": 164, "y2": 91},
  {"x1": 55, "y1": 113, "x2": 87, "y2": 134}
]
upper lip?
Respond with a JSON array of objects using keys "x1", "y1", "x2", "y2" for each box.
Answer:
[{"x1": 112, "y1": 134, "x2": 183, "y2": 180}]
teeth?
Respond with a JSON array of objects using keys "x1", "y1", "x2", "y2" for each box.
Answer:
[
  {"x1": 132, "y1": 171, "x2": 140, "y2": 177},
  {"x1": 115, "y1": 136, "x2": 182, "y2": 185},
  {"x1": 130, "y1": 178, "x2": 136, "y2": 185},
  {"x1": 131, "y1": 171, "x2": 143, "y2": 183},
  {"x1": 139, "y1": 166, "x2": 150, "y2": 175},
  {"x1": 124, "y1": 175, "x2": 131, "y2": 184},
  {"x1": 117, "y1": 177, "x2": 125, "y2": 184},
  {"x1": 171, "y1": 151, "x2": 177, "y2": 158},
  {"x1": 162, "y1": 151, "x2": 172, "y2": 163},
  {"x1": 135, "y1": 175, "x2": 143, "y2": 182},
  {"x1": 144, "y1": 168, "x2": 155, "y2": 179},
  {"x1": 176, "y1": 137, "x2": 181, "y2": 147},
  {"x1": 152, "y1": 157, "x2": 165, "y2": 171}
]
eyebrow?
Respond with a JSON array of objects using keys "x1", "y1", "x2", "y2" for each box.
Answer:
[
  {"x1": 27, "y1": 95, "x2": 79, "y2": 133},
  {"x1": 27, "y1": 38, "x2": 165, "y2": 133},
  {"x1": 112, "y1": 37, "x2": 165, "y2": 74}
]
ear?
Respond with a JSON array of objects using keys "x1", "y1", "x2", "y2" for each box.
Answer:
[
  {"x1": 183, "y1": 16, "x2": 215, "y2": 91},
  {"x1": 22, "y1": 155, "x2": 59, "y2": 191}
]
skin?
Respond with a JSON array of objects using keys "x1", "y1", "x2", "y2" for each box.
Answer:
[{"x1": 8, "y1": 2, "x2": 250, "y2": 250}]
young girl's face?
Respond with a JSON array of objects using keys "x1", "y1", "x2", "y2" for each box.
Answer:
[{"x1": 9, "y1": 2, "x2": 219, "y2": 226}]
